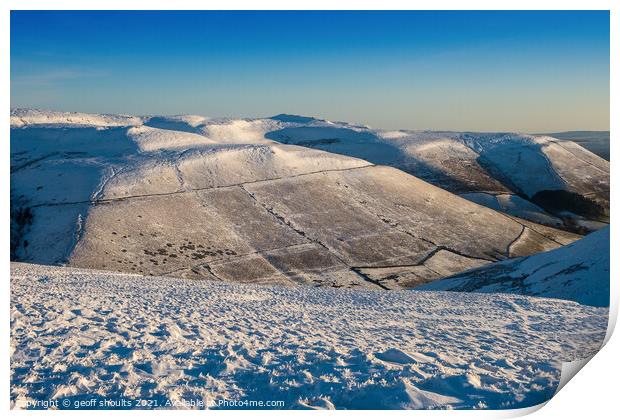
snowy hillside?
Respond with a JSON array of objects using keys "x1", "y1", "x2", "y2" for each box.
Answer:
[
  {"x1": 538, "y1": 131, "x2": 609, "y2": 161},
  {"x1": 141, "y1": 113, "x2": 608, "y2": 231},
  {"x1": 418, "y1": 227, "x2": 609, "y2": 307},
  {"x1": 11, "y1": 109, "x2": 609, "y2": 233},
  {"x1": 264, "y1": 124, "x2": 609, "y2": 232},
  {"x1": 123, "y1": 112, "x2": 607, "y2": 231},
  {"x1": 10, "y1": 263, "x2": 608, "y2": 410},
  {"x1": 11, "y1": 109, "x2": 582, "y2": 289},
  {"x1": 10, "y1": 108, "x2": 143, "y2": 127}
]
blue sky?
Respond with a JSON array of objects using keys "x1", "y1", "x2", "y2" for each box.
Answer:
[{"x1": 11, "y1": 11, "x2": 609, "y2": 131}]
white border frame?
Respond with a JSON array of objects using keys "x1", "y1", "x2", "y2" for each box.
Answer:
[{"x1": 2, "y1": 2, "x2": 617, "y2": 419}]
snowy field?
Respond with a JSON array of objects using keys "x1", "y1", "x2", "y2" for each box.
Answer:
[{"x1": 10, "y1": 263, "x2": 608, "y2": 410}]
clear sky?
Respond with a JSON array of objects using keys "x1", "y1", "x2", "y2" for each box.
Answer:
[{"x1": 11, "y1": 10, "x2": 610, "y2": 132}]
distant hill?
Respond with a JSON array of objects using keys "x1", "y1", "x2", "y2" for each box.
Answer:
[{"x1": 537, "y1": 131, "x2": 609, "y2": 161}]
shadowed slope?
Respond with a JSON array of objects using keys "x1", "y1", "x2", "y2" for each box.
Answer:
[{"x1": 418, "y1": 227, "x2": 609, "y2": 307}]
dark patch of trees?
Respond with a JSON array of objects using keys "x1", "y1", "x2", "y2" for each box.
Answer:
[
  {"x1": 531, "y1": 190, "x2": 606, "y2": 220},
  {"x1": 10, "y1": 205, "x2": 33, "y2": 260}
]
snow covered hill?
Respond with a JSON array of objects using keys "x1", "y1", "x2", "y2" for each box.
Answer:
[
  {"x1": 264, "y1": 123, "x2": 609, "y2": 232},
  {"x1": 10, "y1": 263, "x2": 608, "y2": 410},
  {"x1": 417, "y1": 227, "x2": 609, "y2": 307},
  {"x1": 139, "y1": 112, "x2": 609, "y2": 232},
  {"x1": 11, "y1": 109, "x2": 582, "y2": 289},
  {"x1": 10, "y1": 108, "x2": 143, "y2": 127},
  {"x1": 11, "y1": 109, "x2": 608, "y2": 234},
  {"x1": 537, "y1": 131, "x2": 609, "y2": 161}
]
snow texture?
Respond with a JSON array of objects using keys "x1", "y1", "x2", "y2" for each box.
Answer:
[{"x1": 10, "y1": 263, "x2": 608, "y2": 410}]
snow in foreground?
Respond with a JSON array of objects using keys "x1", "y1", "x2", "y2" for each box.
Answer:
[
  {"x1": 418, "y1": 227, "x2": 609, "y2": 307},
  {"x1": 11, "y1": 263, "x2": 607, "y2": 410}
]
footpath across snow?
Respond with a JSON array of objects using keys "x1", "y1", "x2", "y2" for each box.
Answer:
[{"x1": 11, "y1": 263, "x2": 608, "y2": 410}]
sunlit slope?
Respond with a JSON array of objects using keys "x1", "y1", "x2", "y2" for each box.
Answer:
[
  {"x1": 127, "y1": 111, "x2": 608, "y2": 232},
  {"x1": 11, "y1": 109, "x2": 581, "y2": 288},
  {"x1": 261, "y1": 117, "x2": 609, "y2": 232}
]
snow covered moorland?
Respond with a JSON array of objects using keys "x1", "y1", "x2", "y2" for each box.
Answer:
[
  {"x1": 9, "y1": 109, "x2": 610, "y2": 410},
  {"x1": 10, "y1": 263, "x2": 608, "y2": 410},
  {"x1": 10, "y1": 109, "x2": 591, "y2": 288},
  {"x1": 263, "y1": 118, "x2": 609, "y2": 232}
]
